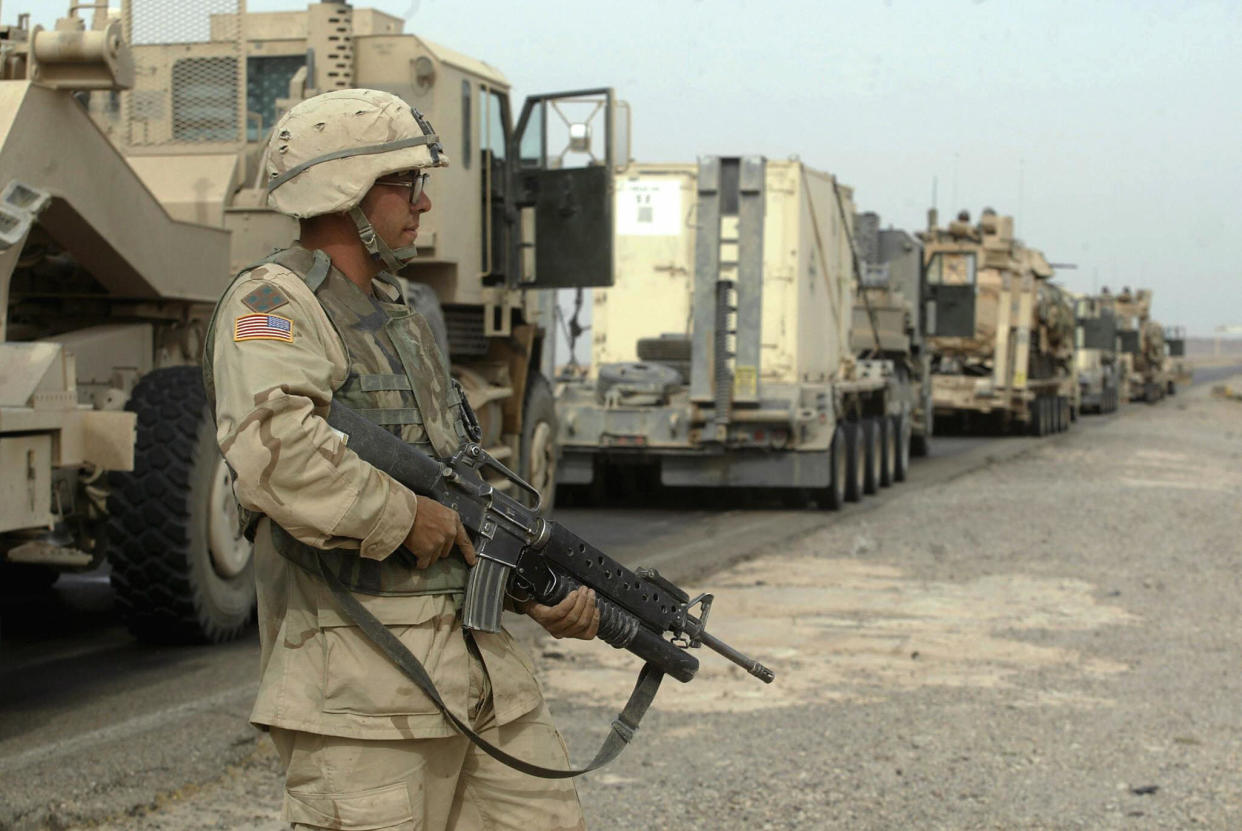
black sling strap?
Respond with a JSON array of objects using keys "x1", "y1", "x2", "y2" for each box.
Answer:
[{"x1": 316, "y1": 553, "x2": 665, "y2": 779}]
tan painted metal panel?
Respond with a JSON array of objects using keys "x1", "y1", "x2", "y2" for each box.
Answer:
[
  {"x1": 992, "y1": 272, "x2": 1012, "y2": 389},
  {"x1": 595, "y1": 160, "x2": 855, "y2": 388},
  {"x1": 45, "y1": 324, "x2": 154, "y2": 390},
  {"x1": 0, "y1": 81, "x2": 231, "y2": 302},
  {"x1": 56, "y1": 409, "x2": 136, "y2": 470},
  {"x1": 126, "y1": 154, "x2": 241, "y2": 227},
  {"x1": 223, "y1": 207, "x2": 299, "y2": 274},
  {"x1": 0, "y1": 343, "x2": 63, "y2": 408},
  {"x1": 0, "y1": 435, "x2": 53, "y2": 533},
  {"x1": 1012, "y1": 275, "x2": 1034, "y2": 389},
  {"x1": 593, "y1": 164, "x2": 696, "y2": 371}
]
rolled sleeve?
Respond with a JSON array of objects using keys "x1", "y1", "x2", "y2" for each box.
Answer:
[{"x1": 357, "y1": 477, "x2": 418, "y2": 560}]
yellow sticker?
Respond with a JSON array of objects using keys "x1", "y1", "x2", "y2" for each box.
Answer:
[{"x1": 734, "y1": 365, "x2": 758, "y2": 399}]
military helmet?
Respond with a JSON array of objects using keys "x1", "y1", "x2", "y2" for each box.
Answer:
[{"x1": 265, "y1": 88, "x2": 447, "y2": 218}]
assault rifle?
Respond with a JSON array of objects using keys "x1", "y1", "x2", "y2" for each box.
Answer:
[{"x1": 325, "y1": 399, "x2": 774, "y2": 687}]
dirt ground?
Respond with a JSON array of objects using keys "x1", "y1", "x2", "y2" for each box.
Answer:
[{"x1": 74, "y1": 375, "x2": 1242, "y2": 830}]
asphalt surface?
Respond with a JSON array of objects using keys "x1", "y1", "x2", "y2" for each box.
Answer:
[{"x1": 0, "y1": 362, "x2": 1236, "y2": 830}]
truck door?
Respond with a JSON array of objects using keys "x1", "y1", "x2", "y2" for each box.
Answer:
[
  {"x1": 509, "y1": 88, "x2": 621, "y2": 289},
  {"x1": 479, "y1": 84, "x2": 512, "y2": 286},
  {"x1": 924, "y1": 251, "x2": 976, "y2": 337}
]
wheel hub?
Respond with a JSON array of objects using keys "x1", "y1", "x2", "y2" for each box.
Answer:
[{"x1": 208, "y1": 457, "x2": 251, "y2": 579}]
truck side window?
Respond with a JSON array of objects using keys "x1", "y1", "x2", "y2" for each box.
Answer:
[
  {"x1": 483, "y1": 90, "x2": 507, "y2": 160},
  {"x1": 246, "y1": 55, "x2": 306, "y2": 141},
  {"x1": 519, "y1": 101, "x2": 544, "y2": 168},
  {"x1": 461, "y1": 80, "x2": 472, "y2": 170},
  {"x1": 925, "y1": 253, "x2": 976, "y2": 286}
]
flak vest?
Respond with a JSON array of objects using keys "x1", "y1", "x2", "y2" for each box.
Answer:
[{"x1": 204, "y1": 246, "x2": 472, "y2": 598}]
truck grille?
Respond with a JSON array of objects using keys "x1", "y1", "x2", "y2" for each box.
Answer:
[{"x1": 444, "y1": 306, "x2": 489, "y2": 358}]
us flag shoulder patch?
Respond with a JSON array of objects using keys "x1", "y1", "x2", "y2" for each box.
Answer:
[{"x1": 234, "y1": 313, "x2": 294, "y2": 343}]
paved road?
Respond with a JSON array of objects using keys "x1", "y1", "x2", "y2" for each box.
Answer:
[{"x1": 0, "y1": 363, "x2": 1236, "y2": 829}]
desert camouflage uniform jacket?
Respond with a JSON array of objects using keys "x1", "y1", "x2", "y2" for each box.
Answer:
[{"x1": 204, "y1": 244, "x2": 543, "y2": 740}]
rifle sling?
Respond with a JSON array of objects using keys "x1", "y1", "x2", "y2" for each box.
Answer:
[{"x1": 317, "y1": 552, "x2": 665, "y2": 779}]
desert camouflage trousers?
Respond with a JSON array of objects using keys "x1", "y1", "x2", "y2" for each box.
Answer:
[{"x1": 270, "y1": 642, "x2": 585, "y2": 831}]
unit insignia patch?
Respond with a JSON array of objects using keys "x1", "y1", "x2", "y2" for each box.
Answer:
[{"x1": 242, "y1": 282, "x2": 290, "y2": 313}]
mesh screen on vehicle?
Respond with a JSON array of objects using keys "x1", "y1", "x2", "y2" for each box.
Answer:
[{"x1": 122, "y1": 0, "x2": 246, "y2": 146}]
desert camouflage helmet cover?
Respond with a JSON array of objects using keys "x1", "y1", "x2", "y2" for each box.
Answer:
[{"x1": 265, "y1": 88, "x2": 449, "y2": 219}]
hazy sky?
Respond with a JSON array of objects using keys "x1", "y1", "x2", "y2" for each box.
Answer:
[{"x1": 17, "y1": 0, "x2": 1240, "y2": 334}]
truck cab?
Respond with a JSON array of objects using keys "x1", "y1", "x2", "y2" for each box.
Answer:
[{"x1": 0, "y1": 0, "x2": 623, "y2": 642}]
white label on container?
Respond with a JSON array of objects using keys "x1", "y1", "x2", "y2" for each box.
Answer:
[{"x1": 616, "y1": 179, "x2": 683, "y2": 236}]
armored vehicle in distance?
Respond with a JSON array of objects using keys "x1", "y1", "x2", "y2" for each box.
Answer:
[
  {"x1": 1164, "y1": 325, "x2": 1192, "y2": 394},
  {"x1": 853, "y1": 212, "x2": 933, "y2": 455},
  {"x1": 1074, "y1": 291, "x2": 1121, "y2": 413},
  {"x1": 919, "y1": 208, "x2": 1077, "y2": 436},
  {"x1": 1113, "y1": 289, "x2": 1169, "y2": 403}
]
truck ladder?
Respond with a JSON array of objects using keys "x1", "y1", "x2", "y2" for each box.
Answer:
[{"x1": 689, "y1": 156, "x2": 765, "y2": 442}]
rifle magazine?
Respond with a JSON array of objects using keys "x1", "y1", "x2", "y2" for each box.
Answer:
[{"x1": 462, "y1": 557, "x2": 510, "y2": 632}]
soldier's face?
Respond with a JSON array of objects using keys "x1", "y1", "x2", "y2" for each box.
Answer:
[{"x1": 360, "y1": 176, "x2": 433, "y2": 250}]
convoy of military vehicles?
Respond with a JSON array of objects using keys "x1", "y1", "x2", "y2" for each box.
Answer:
[{"x1": 0, "y1": 1, "x2": 1197, "y2": 645}]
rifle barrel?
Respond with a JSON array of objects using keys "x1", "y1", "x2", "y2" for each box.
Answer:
[{"x1": 698, "y1": 630, "x2": 775, "y2": 684}]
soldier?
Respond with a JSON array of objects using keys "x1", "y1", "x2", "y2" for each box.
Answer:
[{"x1": 204, "y1": 89, "x2": 596, "y2": 830}]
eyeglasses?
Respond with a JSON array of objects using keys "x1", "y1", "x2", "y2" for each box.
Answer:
[{"x1": 374, "y1": 172, "x2": 429, "y2": 205}]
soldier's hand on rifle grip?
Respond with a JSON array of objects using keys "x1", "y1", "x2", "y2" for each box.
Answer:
[
  {"x1": 403, "y1": 497, "x2": 477, "y2": 569},
  {"x1": 526, "y1": 587, "x2": 600, "y2": 640}
]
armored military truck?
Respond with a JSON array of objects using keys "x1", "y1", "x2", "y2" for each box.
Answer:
[
  {"x1": 1073, "y1": 291, "x2": 1121, "y2": 414},
  {"x1": 919, "y1": 208, "x2": 1077, "y2": 436},
  {"x1": 0, "y1": 0, "x2": 620, "y2": 642},
  {"x1": 853, "y1": 212, "x2": 933, "y2": 455},
  {"x1": 556, "y1": 157, "x2": 922, "y2": 508},
  {"x1": 1113, "y1": 288, "x2": 1169, "y2": 403},
  {"x1": 1164, "y1": 325, "x2": 1192, "y2": 394}
]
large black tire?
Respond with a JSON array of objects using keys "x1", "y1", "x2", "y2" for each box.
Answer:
[
  {"x1": 879, "y1": 416, "x2": 896, "y2": 488},
  {"x1": 910, "y1": 430, "x2": 931, "y2": 458},
  {"x1": 892, "y1": 414, "x2": 910, "y2": 483},
  {"x1": 107, "y1": 366, "x2": 254, "y2": 644},
  {"x1": 0, "y1": 563, "x2": 59, "y2": 595},
  {"x1": 595, "y1": 362, "x2": 681, "y2": 402},
  {"x1": 844, "y1": 422, "x2": 864, "y2": 503},
  {"x1": 519, "y1": 373, "x2": 559, "y2": 514},
  {"x1": 635, "y1": 334, "x2": 692, "y2": 363},
  {"x1": 635, "y1": 335, "x2": 692, "y2": 381},
  {"x1": 820, "y1": 424, "x2": 847, "y2": 510},
  {"x1": 862, "y1": 418, "x2": 881, "y2": 495}
]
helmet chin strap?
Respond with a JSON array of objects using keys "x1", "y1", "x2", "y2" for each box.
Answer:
[{"x1": 348, "y1": 206, "x2": 419, "y2": 273}]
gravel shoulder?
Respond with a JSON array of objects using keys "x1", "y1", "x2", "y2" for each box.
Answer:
[{"x1": 61, "y1": 376, "x2": 1242, "y2": 830}]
